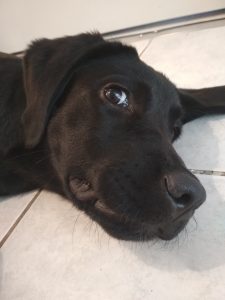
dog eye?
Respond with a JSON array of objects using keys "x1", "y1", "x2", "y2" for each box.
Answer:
[{"x1": 104, "y1": 86, "x2": 129, "y2": 108}]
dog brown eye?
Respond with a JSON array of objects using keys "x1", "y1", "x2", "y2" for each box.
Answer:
[{"x1": 104, "y1": 86, "x2": 129, "y2": 108}]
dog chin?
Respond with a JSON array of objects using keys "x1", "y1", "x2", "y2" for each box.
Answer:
[
  {"x1": 85, "y1": 202, "x2": 171, "y2": 241},
  {"x1": 157, "y1": 219, "x2": 190, "y2": 240},
  {"x1": 94, "y1": 215, "x2": 191, "y2": 242}
]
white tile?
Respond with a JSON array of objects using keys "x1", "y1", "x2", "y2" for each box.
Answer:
[
  {"x1": 0, "y1": 191, "x2": 38, "y2": 246},
  {"x1": 141, "y1": 26, "x2": 225, "y2": 88},
  {"x1": 119, "y1": 35, "x2": 152, "y2": 56},
  {"x1": 140, "y1": 26, "x2": 225, "y2": 171},
  {"x1": 129, "y1": 38, "x2": 151, "y2": 56},
  {"x1": 1, "y1": 175, "x2": 225, "y2": 300},
  {"x1": 174, "y1": 115, "x2": 225, "y2": 171}
]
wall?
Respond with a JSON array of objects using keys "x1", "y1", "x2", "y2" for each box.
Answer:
[{"x1": 0, "y1": 0, "x2": 224, "y2": 52}]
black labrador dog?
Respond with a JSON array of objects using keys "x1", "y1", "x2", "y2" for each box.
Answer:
[{"x1": 0, "y1": 33, "x2": 225, "y2": 241}]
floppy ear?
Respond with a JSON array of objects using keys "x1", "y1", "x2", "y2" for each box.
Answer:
[
  {"x1": 22, "y1": 33, "x2": 105, "y2": 148},
  {"x1": 22, "y1": 33, "x2": 138, "y2": 148},
  {"x1": 179, "y1": 86, "x2": 225, "y2": 123}
]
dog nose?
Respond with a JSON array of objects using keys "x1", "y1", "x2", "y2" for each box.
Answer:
[{"x1": 164, "y1": 172, "x2": 206, "y2": 219}]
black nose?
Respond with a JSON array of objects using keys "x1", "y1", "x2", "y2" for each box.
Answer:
[{"x1": 164, "y1": 172, "x2": 206, "y2": 219}]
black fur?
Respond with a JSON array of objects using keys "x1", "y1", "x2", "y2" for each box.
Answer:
[{"x1": 1, "y1": 33, "x2": 225, "y2": 241}]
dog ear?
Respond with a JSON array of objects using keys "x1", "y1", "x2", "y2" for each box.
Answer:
[
  {"x1": 22, "y1": 33, "x2": 138, "y2": 148},
  {"x1": 179, "y1": 86, "x2": 225, "y2": 123},
  {"x1": 22, "y1": 33, "x2": 106, "y2": 148}
]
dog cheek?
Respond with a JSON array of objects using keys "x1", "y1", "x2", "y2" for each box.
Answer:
[
  {"x1": 46, "y1": 120, "x2": 66, "y2": 174},
  {"x1": 51, "y1": 140, "x2": 62, "y2": 163}
]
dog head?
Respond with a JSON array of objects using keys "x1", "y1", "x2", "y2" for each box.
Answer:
[{"x1": 22, "y1": 33, "x2": 206, "y2": 241}]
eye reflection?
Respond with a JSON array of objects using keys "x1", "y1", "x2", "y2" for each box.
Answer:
[{"x1": 104, "y1": 86, "x2": 129, "y2": 108}]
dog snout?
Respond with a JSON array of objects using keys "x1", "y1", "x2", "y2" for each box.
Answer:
[{"x1": 164, "y1": 172, "x2": 206, "y2": 220}]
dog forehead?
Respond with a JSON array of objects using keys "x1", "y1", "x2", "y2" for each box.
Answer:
[
  {"x1": 60, "y1": 54, "x2": 180, "y2": 126},
  {"x1": 74, "y1": 57, "x2": 179, "y2": 106},
  {"x1": 73, "y1": 54, "x2": 155, "y2": 82}
]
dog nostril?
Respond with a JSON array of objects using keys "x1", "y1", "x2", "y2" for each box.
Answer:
[
  {"x1": 164, "y1": 176, "x2": 193, "y2": 209},
  {"x1": 164, "y1": 173, "x2": 206, "y2": 212},
  {"x1": 172, "y1": 193, "x2": 192, "y2": 209}
]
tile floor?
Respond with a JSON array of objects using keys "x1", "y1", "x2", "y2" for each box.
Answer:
[
  {"x1": 0, "y1": 191, "x2": 39, "y2": 247},
  {"x1": 1, "y1": 23, "x2": 225, "y2": 300}
]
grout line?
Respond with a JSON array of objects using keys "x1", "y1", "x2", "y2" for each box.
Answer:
[
  {"x1": 0, "y1": 190, "x2": 42, "y2": 248},
  {"x1": 190, "y1": 169, "x2": 225, "y2": 176},
  {"x1": 139, "y1": 37, "x2": 154, "y2": 57}
]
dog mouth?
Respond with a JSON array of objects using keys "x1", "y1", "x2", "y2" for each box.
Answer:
[
  {"x1": 67, "y1": 176, "x2": 196, "y2": 241},
  {"x1": 93, "y1": 199, "x2": 193, "y2": 241},
  {"x1": 94, "y1": 199, "x2": 122, "y2": 219},
  {"x1": 157, "y1": 209, "x2": 194, "y2": 240}
]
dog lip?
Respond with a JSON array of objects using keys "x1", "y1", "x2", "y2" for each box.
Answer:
[
  {"x1": 92, "y1": 200, "x2": 193, "y2": 241},
  {"x1": 157, "y1": 222, "x2": 187, "y2": 240},
  {"x1": 157, "y1": 216, "x2": 191, "y2": 240},
  {"x1": 94, "y1": 199, "x2": 122, "y2": 219},
  {"x1": 172, "y1": 206, "x2": 195, "y2": 223},
  {"x1": 93, "y1": 199, "x2": 193, "y2": 239}
]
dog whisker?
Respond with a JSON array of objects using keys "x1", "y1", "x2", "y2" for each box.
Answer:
[{"x1": 72, "y1": 211, "x2": 82, "y2": 247}]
